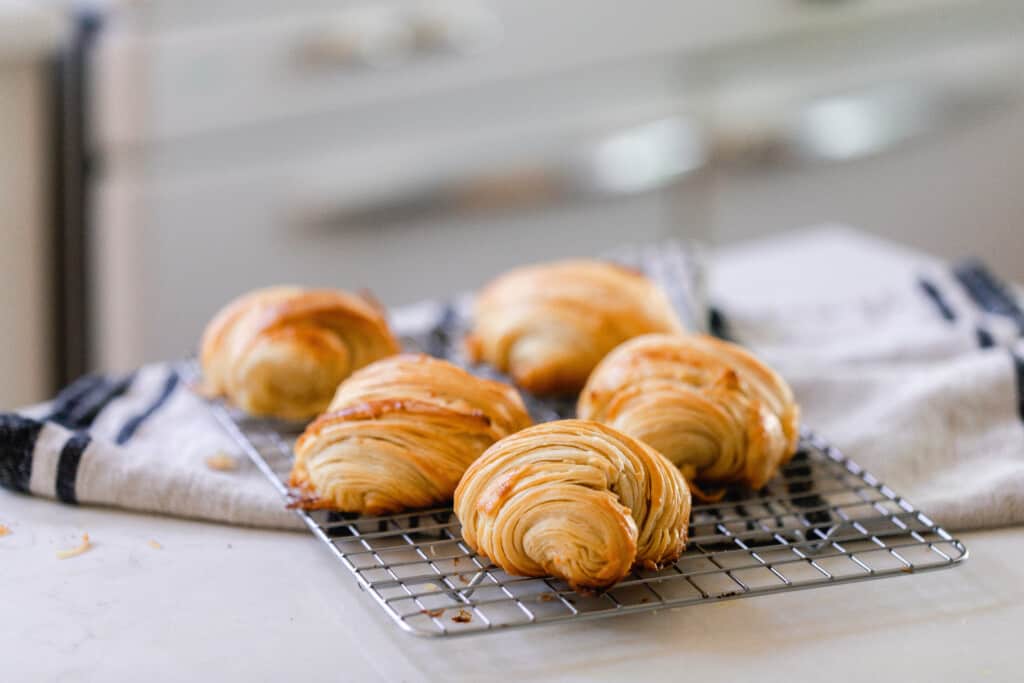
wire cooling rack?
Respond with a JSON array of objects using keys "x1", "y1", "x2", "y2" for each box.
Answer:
[
  {"x1": 207, "y1": 401, "x2": 967, "y2": 638},
  {"x1": 193, "y1": 250, "x2": 963, "y2": 637}
]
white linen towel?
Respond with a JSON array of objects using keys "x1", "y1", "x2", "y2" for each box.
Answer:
[
  {"x1": 708, "y1": 225, "x2": 1024, "y2": 530},
  {"x1": 2, "y1": 228, "x2": 1021, "y2": 531}
]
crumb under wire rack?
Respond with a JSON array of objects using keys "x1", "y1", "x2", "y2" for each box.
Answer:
[{"x1": 205, "y1": 393, "x2": 967, "y2": 638}]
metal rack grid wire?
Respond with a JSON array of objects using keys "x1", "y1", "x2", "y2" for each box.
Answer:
[{"x1": 208, "y1": 401, "x2": 968, "y2": 638}]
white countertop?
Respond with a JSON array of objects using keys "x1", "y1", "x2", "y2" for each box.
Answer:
[{"x1": 3, "y1": 488, "x2": 1021, "y2": 682}]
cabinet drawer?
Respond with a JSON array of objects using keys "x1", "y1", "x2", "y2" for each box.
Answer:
[
  {"x1": 92, "y1": 169, "x2": 708, "y2": 370},
  {"x1": 94, "y1": 0, "x2": 968, "y2": 147},
  {"x1": 91, "y1": 107, "x2": 714, "y2": 369}
]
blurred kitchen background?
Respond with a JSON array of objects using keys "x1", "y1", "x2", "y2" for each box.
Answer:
[{"x1": 2, "y1": 0, "x2": 1023, "y2": 409}]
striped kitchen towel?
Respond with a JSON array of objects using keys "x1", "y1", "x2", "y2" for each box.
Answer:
[
  {"x1": 0, "y1": 242, "x2": 701, "y2": 530},
  {"x1": 0, "y1": 364, "x2": 303, "y2": 529},
  {"x1": 707, "y1": 225, "x2": 1024, "y2": 530}
]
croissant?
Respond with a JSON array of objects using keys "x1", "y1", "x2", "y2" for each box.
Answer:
[
  {"x1": 200, "y1": 286, "x2": 400, "y2": 421},
  {"x1": 578, "y1": 333, "x2": 800, "y2": 491},
  {"x1": 465, "y1": 260, "x2": 684, "y2": 396},
  {"x1": 291, "y1": 354, "x2": 532, "y2": 515},
  {"x1": 454, "y1": 419, "x2": 691, "y2": 591}
]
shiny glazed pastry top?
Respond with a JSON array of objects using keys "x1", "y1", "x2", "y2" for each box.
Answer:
[
  {"x1": 465, "y1": 259, "x2": 684, "y2": 396},
  {"x1": 577, "y1": 333, "x2": 800, "y2": 491},
  {"x1": 200, "y1": 286, "x2": 400, "y2": 421},
  {"x1": 454, "y1": 419, "x2": 691, "y2": 591},
  {"x1": 291, "y1": 354, "x2": 532, "y2": 515}
]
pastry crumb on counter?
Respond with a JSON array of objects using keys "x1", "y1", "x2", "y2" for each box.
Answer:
[
  {"x1": 0, "y1": 523, "x2": 11, "y2": 537},
  {"x1": 147, "y1": 540, "x2": 163, "y2": 550},
  {"x1": 205, "y1": 453, "x2": 238, "y2": 471},
  {"x1": 420, "y1": 608, "x2": 445, "y2": 618},
  {"x1": 538, "y1": 592, "x2": 556, "y2": 602},
  {"x1": 57, "y1": 533, "x2": 92, "y2": 560},
  {"x1": 451, "y1": 609, "x2": 472, "y2": 623}
]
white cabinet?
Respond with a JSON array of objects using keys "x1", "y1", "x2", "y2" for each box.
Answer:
[
  {"x1": 0, "y1": 3, "x2": 65, "y2": 408},
  {"x1": 90, "y1": 0, "x2": 1024, "y2": 372},
  {"x1": 94, "y1": 176, "x2": 697, "y2": 368},
  {"x1": 95, "y1": 0, "x2": 971, "y2": 146},
  {"x1": 91, "y1": 72, "x2": 714, "y2": 367},
  {"x1": 712, "y1": 102, "x2": 1024, "y2": 281},
  {"x1": 0, "y1": 64, "x2": 52, "y2": 408}
]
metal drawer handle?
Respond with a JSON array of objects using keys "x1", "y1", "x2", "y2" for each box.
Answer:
[
  {"x1": 717, "y1": 46, "x2": 1024, "y2": 166},
  {"x1": 293, "y1": 117, "x2": 708, "y2": 227},
  {"x1": 296, "y1": 1, "x2": 501, "y2": 70},
  {"x1": 296, "y1": 7, "x2": 415, "y2": 69}
]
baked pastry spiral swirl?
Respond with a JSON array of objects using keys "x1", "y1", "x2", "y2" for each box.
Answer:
[
  {"x1": 200, "y1": 286, "x2": 400, "y2": 421},
  {"x1": 465, "y1": 260, "x2": 684, "y2": 395},
  {"x1": 577, "y1": 333, "x2": 800, "y2": 491},
  {"x1": 454, "y1": 419, "x2": 691, "y2": 591},
  {"x1": 291, "y1": 354, "x2": 532, "y2": 515}
]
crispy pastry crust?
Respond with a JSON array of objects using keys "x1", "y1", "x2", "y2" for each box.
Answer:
[
  {"x1": 578, "y1": 333, "x2": 800, "y2": 490},
  {"x1": 465, "y1": 260, "x2": 684, "y2": 395},
  {"x1": 291, "y1": 354, "x2": 532, "y2": 515},
  {"x1": 199, "y1": 286, "x2": 400, "y2": 421},
  {"x1": 454, "y1": 419, "x2": 691, "y2": 591}
]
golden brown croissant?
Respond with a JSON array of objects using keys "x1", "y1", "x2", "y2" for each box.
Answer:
[
  {"x1": 578, "y1": 333, "x2": 800, "y2": 491},
  {"x1": 200, "y1": 286, "x2": 400, "y2": 421},
  {"x1": 291, "y1": 354, "x2": 532, "y2": 515},
  {"x1": 454, "y1": 419, "x2": 691, "y2": 591},
  {"x1": 465, "y1": 260, "x2": 684, "y2": 396}
]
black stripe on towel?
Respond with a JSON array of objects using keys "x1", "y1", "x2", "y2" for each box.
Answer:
[
  {"x1": 425, "y1": 303, "x2": 458, "y2": 360},
  {"x1": 47, "y1": 373, "x2": 135, "y2": 430},
  {"x1": 917, "y1": 278, "x2": 957, "y2": 322},
  {"x1": 55, "y1": 433, "x2": 91, "y2": 504},
  {"x1": 708, "y1": 306, "x2": 734, "y2": 342},
  {"x1": 953, "y1": 261, "x2": 1024, "y2": 335},
  {"x1": 1013, "y1": 349, "x2": 1024, "y2": 424},
  {"x1": 0, "y1": 414, "x2": 44, "y2": 493},
  {"x1": 44, "y1": 374, "x2": 106, "y2": 425},
  {"x1": 975, "y1": 327, "x2": 996, "y2": 349},
  {"x1": 64, "y1": 374, "x2": 135, "y2": 429},
  {"x1": 115, "y1": 370, "x2": 180, "y2": 445}
]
